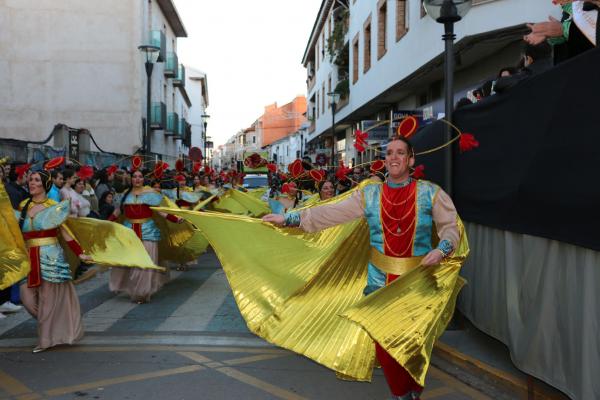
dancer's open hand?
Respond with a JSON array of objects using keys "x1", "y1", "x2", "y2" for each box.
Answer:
[{"x1": 262, "y1": 214, "x2": 285, "y2": 226}]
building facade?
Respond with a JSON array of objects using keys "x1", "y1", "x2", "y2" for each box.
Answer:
[
  {"x1": 0, "y1": 0, "x2": 194, "y2": 165},
  {"x1": 302, "y1": 0, "x2": 557, "y2": 166},
  {"x1": 186, "y1": 67, "x2": 210, "y2": 156}
]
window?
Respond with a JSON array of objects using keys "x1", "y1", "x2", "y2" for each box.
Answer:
[
  {"x1": 322, "y1": 84, "x2": 325, "y2": 114},
  {"x1": 352, "y1": 33, "x2": 359, "y2": 84},
  {"x1": 364, "y1": 15, "x2": 372, "y2": 73},
  {"x1": 316, "y1": 44, "x2": 319, "y2": 70},
  {"x1": 328, "y1": 73, "x2": 332, "y2": 95},
  {"x1": 316, "y1": 92, "x2": 320, "y2": 118},
  {"x1": 252, "y1": 136, "x2": 256, "y2": 144},
  {"x1": 378, "y1": 0, "x2": 387, "y2": 59},
  {"x1": 396, "y1": 0, "x2": 408, "y2": 41}
]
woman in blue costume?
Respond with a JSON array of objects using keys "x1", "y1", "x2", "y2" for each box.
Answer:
[
  {"x1": 16, "y1": 170, "x2": 90, "y2": 353},
  {"x1": 268, "y1": 181, "x2": 302, "y2": 215},
  {"x1": 108, "y1": 168, "x2": 182, "y2": 303}
]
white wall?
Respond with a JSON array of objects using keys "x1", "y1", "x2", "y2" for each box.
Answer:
[
  {"x1": 0, "y1": 0, "x2": 144, "y2": 154},
  {"x1": 186, "y1": 68, "x2": 208, "y2": 152}
]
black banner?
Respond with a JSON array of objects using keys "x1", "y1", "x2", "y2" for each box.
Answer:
[{"x1": 411, "y1": 48, "x2": 600, "y2": 251}]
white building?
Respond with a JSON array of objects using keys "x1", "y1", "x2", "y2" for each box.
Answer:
[
  {"x1": 0, "y1": 0, "x2": 193, "y2": 165},
  {"x1": 303, "y1": 0, "x2": 557, "y2": 165},
  {"x1": 186, "y1": 67, "x2": 210, "y2": 155}
]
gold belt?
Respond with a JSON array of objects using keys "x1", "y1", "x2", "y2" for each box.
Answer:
[
  {"x1": 26, "y1": 237, "x2": 59, "y2": 248},
  {"x1": 127, "y1": 218, "x2": 151, "y2": 224},
  {"x1": 369, "y1": 247, "x2": 423, "y2": 276}
]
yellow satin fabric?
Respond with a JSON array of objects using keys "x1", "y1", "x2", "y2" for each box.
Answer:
[
  {"x1": 192, "y1": 194, "x2": 217, "y2": 211},
  {"x1": 26, "y1": 237, "x2": 59, "y2": 248},
  {"x1": 63, "y1": 218, "x2": 164, "y2": 271},
  {"x1": 0, "y1": 181, "x2": 29, "y2": 290},
  {"x1": 156, "y1": 196, "x2": 208, "y2": 264},
  {"x1": 209, "y1": 189, "x2": 271, "y2": 217},
  {"x1": 153, "y1": 196, "x2": 469, "y2": 386},
  {"x1": 247, "y1": 187, "x2": 267, "y2": 200}
]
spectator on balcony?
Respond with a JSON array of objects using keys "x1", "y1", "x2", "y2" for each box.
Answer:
[
  {"x1": 494, "y1": 42, "x2": 553, "y2": 94},
  {"x1": 524, "y1": 1, "x2": 598, "y2": 63}
]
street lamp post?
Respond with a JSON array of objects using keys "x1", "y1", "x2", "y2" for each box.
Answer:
[
  {"x1": 327, "y1": 92, "x2": 341, "y2": 170},
  {"x1": 201, "y1": 114, "x2": 210, "y2": 166},
  {"x1": 423, "y1": 0, "x2": 471, "y2": 195},
  {"x1": 138, "y1": 45, "x2": 161, "y2": 156}
]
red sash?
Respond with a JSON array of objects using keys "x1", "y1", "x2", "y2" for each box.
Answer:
[{"x1": 23, "y1": 228, "x2": 59, "y2": 288}]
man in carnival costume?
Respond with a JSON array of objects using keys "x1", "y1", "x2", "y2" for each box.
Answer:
[{"x1": 263, "y1": 136, "x2": 462, "y2": 400}]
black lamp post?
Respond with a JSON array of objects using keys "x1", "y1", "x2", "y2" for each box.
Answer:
[
  {"x1": 327, "y1": 92, "x2": 341, "y2": 170},
  {"x1": 423, "y1": 0, "x2": 471, "y2": 195},
  {"x1": 138, "y1": 45, "x2": 161, "y2": 156},
  {"x1": 201, "y1": 114, "x2": 210, "y2": 166}
]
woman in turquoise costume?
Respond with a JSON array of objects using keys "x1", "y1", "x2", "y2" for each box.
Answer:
[
  {"x1": 16, "y1": 170, "x2": 90, "y2": 353},
  {"x1": 162, "y1": 174, "x2": 205, "y2": 210},
  {"x1": 108, "y1": 166, "x2": 183, "y2": 303},
  {"x1": 268, "y1": 181, "x2": 302, "y2": 215}
]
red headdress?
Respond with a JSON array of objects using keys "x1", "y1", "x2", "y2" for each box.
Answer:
[
  {"x1": 175, "y1": 159, "x2": 185, "y2": 173},
  {"x1": 288, "y1": 159, "x2": 305, "y2": 179},
  {"x1": 459, "y1": 133, "x2": 479, "y2": 153},
  {"x1": 335, "y1": 161, "x2": 352, "y2": 182},
  {"x1": 175, "y1": 174, "x2": 186, "y2": 183},
  {"x1": 370, "y1": 160, "x2": 385, "y2": 174},
  {"x1": 266, "y1": 163, "x2": 277, "y2": 173},
  {"x1": 192, "y1": 162, "x2": 202, "y2": 174},
  {"x1": 106, "y1": 165, "x2": 118, "y2": 176},
  {"x1": 76, "y1": 165, "x2": 94, "y2": 180},
  {"x1": 131, "y1": 155, "x2": 143, "y2": 172},
  {"x1": 153, "y1": 161, "x2": 168, "y2": 180},
  {"x1": 44, "y1": 157, "x2": 65, "y2": 171},
  {"x1": 309, "y1": 169, "x2": 326, "y2": 183},
  {"x1": 281, "y1": 181, "x2": 297, "y2": 194},
  {"x1": 397, "y1": 116, "x2": 418, "y2": 139},
  {"x1": 15, "y1": 164, "x2": 32, "y2": 179}
]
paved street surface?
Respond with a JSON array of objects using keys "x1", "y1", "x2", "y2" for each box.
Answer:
[{"x1": 0, "y1": 251, "x2": 493, "y2": 400}]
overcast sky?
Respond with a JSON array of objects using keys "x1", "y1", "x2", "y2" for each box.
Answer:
[{"x1": 174, "y1": 0, "x2": 322, "y2": 147}]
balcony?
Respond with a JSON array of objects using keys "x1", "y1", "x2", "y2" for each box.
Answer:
[
  {"x1": 166, "y1": 112, "x2": 179, "y2": 136},
  {"x1": 150, "y1": 30, "x2": 166, "y2": 62},
  {"x1": 173, "y1": 64, "x2": 185, "y2": 87},
  {"x1": 164, "y1": 52, "x2": 178, "y2": 77},
  {"x1": 150, "y1": 102, "x2": 167, "y2": 130},
  {"x1": 175, "y1": 118, "x2": 186, "y2": 141}
]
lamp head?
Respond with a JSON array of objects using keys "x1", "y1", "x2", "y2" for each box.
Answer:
[
  {"x1": 138, "y1": 45, "x2": 160, "y2": 64},
  {"x1": 423, "y1": 0, "x2": 472, "y2": 24}
]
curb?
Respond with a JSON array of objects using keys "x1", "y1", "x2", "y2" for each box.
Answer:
[{"x1": 433, "y1": 342, "x2": 568, "y2": 400}]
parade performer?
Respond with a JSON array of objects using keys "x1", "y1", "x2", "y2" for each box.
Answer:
[
  {"x1": 109, "y1": 160, "x2": 184, "y2": 303},
  {"x1": 158, "y1": 137, "x2": 468, "y2": 400},
  {"x1": 268, "y1": 181, "x2": 302, "y2": 214},
  {"x1": 163, "y1": 174, "x2": 204, "y2": 210},
  {"x1": 15, "y1": 169, "x2": 88, "y2": 353},
  {"x1": 262, "y1": 137, "x2": 462, "y2": 399}
]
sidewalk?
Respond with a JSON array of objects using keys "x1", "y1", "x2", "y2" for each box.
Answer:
[{"x1": 433, "y1": 318, "x2": 569, "y2": 400}]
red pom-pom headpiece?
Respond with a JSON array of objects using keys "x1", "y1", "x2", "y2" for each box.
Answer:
[
  {"x1": 370, "y1": 160, "x2": 385, "y2": 173},
  {"x1": 76, "y1": 165, "x2": 94, "y2": 180},
  {"x1": 267, "y1": 163, "x2": 277, "y2": 173},
  {"x1": 106, "y1": 165, "x2": 118, "y2": 176},
  {"x1": 288, "y1": 159, "x2": 304, "y2": 179},
  {"x1": 15, "y1": 164, "x2": 32, "y2": 179},
  {"x1": 175, "y1": 159, "x2": 185, "y2": 172},
  {"x1": 309, "y1": 169, "x2": 326, "y2": 183}
]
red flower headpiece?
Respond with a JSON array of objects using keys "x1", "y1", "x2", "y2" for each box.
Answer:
[
  {"x1": 153, "y1": 161, "x2": 168, "y2": 180},
  {"x1": 335, "y1": 161, "x2": 352, "y2": 182},
  {"x1": 354, "y1": 129, "x2": 369, "y2": 153},
  {"x1": 44, "y1": 157, "x2": 65, "y2": 171},
  {"x1": 397, "y1": 116, "x2": 418, "y2": 139},
  {"x1": 459, "y1": 133, "x2": 479, "y2": 153},
  {"x1": 412, "y1": 164, "x2": 426, "y2": 180},
  {"x1": 267, "y1": 163, "x2": 277, "y2": 173},
  {"x1": 76, "y1": 165, "x2": 94, "y2": 180},
  {"x1": 175, "y1": 174, "x2": 186, "y2": 183}
]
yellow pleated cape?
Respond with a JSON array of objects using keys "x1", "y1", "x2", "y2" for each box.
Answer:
[
  {"x1": 152, "y1": 186, "x2": 469, "y2": 386},
  {"x1": 208, "y1": 189, "x2": 271, "y2": 217},
  {"x1": 0, "y1": 181, "x2": 30, "y2": 290}
]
